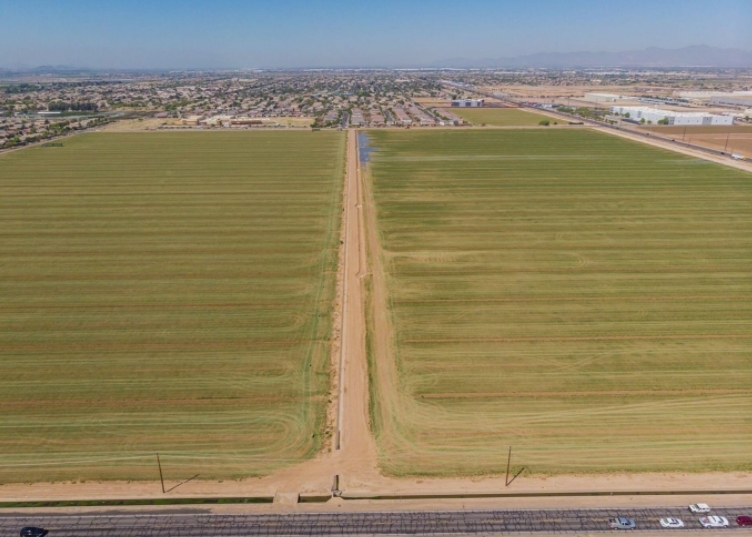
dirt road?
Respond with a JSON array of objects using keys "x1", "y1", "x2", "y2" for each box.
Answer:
[{"x1": 334, "y1": 130, "x2": 380, "y2": 478}]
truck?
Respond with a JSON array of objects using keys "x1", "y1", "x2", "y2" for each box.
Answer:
[{"x1": 731, "y1": 153, "x2": 746, "y2": 161}]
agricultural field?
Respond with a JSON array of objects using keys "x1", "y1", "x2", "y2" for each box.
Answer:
[
  {"x1": 446, "y1": 107, "x2": 553, "y2": 126},
  {"x1": 365, "y1": 129, "x2": 752, "y2": 476},
  {"x1": 0, "y1": 131, "x2": 344, "y2": 482},
  {"x1": 644, "y1": 125, "x2": 752, "y2": 156}
]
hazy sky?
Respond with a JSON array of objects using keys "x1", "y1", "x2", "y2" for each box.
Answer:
[{"x1": 2, "y1": 0, "x2": 751, "y2": 68}]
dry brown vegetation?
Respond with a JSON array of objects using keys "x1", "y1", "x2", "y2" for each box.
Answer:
[
  {"x1": 644, "y1": 125, "x2": 752, "y2": 156},
  {"x1": 446, "y1": 107, "x2": 552, "y2": 127}
]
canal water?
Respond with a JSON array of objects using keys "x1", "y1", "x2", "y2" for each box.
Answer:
[{"x1": 358, "y1": 132, "x2": 376, "y2": 167}]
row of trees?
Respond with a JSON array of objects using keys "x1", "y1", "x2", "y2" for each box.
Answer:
[
  {"x1": 1, "y1": 116, "x2": 112, "y2": 150},
  {"x1": 48, "y1": 101, "x2": 98, "y2": 112}
]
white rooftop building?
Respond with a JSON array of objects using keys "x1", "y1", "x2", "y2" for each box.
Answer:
[
  {"x1": 709, "y1": 95, "x2": 752, "y2": 108},
  {"x1": 451, "y1": 99, "x2": 484, "y2": 108},
  {"x1": 678, "y1": 90, "x2": 752, "y2": 100},
  {"x1": 610, "y1": 106, "x2": 734, "y2": 126},
  {"x1": 583, "y1": 93, "x2": 631, "y2": 103}
]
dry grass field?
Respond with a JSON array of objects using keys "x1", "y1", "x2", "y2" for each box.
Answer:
[
  {"x1": 365, "y1": 129, "x2": 752, "y2": 477},
  {"x1": 274, "y1": 117, "x2": 315, "y2": 127},
  {"x1": 0, "y1": 131, "x2": 344, "y2": 482},
  {"x1": 445, "y1": 107, "x2": 553, "y2": 127},
  {"x1": 644, "y1": 125, "x2": 752, "y2": 156}
]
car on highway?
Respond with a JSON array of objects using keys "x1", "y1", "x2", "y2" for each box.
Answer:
[
  {"x1": 659, "y1": 517, "x2": 685, "y2": 528},
  {"x1": 20, "y1": 528, "x2": 48, "y2": 537},
  {"x1": 610, "y1": 517, "x2": 636, "y2": 530},
  {"x1": 737, "y1": 516, "x2": 752, "y2": 527},
  {"x1": 689, "y1": 503, "x2": 711, "y2": 513},
  {"x1": 699, "y1": 516, "x2": 729, "y2": 528}
]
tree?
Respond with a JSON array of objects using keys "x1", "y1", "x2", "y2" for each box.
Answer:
[{"x1": 539, "y1": 120, "x2": 550, "y2": 126}]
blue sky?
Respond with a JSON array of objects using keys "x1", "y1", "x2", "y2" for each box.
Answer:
[{"x1": 1, "y1": 0, "x2": 751, "y2": 68}]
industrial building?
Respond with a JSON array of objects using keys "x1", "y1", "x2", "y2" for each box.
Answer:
[
  {"x1": 451, "y1": 99, "x2": 484, "y2": 108},
  {"x1": 678, "y1": 91, "x2": 752, "y2": 102},
  {"x1": 709, "y1": 95, "x2": 752, "y2": 108},
  {"x1": 583, "y1": 93, "x2": 628, "y2": 103},
  {"x1": 610, "y1": 106, "x2": 734, "y2": 126}
]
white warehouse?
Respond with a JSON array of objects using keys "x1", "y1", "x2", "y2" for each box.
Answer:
[
  {"x1": 584, "y1": 93, "x2": 628, "y2": 103},
  {"x1": 451, "y1": 99, "x2": 484, "y2": 108},
  {"x1": 610, "y1": 106, "x2": 734, "y2": 126}
]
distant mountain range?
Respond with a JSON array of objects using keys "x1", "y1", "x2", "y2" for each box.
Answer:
[
  {"x1": 0, "y1": 65, "x2": 101, "y2": 77},
  {"x1": 3, "y1": 45, "x2": 752, "y2": 73},
  {"x1": 431, "y1": 45, "x2": 752, "y2": 69}
]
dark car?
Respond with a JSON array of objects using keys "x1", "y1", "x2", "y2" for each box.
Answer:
[
  {"x1": 738, "y1": 516, "x2": 752, "y2": 527},
  {"x1": 20, "y1": 527, "x2": 48, "y2": 537}
]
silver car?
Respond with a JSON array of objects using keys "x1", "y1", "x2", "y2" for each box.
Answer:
[
  {"x1": 700, "y1": 516, "x2": 729, "y2": 528},
  {"x1": 660, "y1": 517, "x2": 685, "y2": 528},
  {"x1": 610, "y1": 517, "x2": 636, "y2": 530}
]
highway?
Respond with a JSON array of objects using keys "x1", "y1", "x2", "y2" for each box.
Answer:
[{"x1": 2, "y1": 506, "x2": 751, "y2": 535}]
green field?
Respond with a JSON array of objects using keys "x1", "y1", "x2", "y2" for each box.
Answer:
[
  {"x1": 0, "y1": 131, "x2": 344, "y2": 482},
  {"x1": 446, "y1": 107, "x2": 552, "y2": 126},
  {"x1": 366, "y1": 129, "x2": 752, "y2": 476}
]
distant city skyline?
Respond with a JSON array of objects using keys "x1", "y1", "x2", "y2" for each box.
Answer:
[{"x1": 2, "y1": 0, "x2": 751, "y2": 69}]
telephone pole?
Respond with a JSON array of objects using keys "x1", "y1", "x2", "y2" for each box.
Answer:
[
  {"x1": 157, "y1": 453, "x2": 165, "y2": 494},
  {"x1": 505, "y1": 446, "x2": 512, "y2": 486}
]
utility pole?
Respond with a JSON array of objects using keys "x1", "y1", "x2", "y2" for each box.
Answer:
[
  {"x1": 682, "y1": 126, "x2": 687, "y2": 141},
  {"x1": 157, "y1": 453, "x2": 165, "y2": 494},
  {"x1": 724, "y1": 133, "x2": 730, "y2": 152},
  {"x1": 505, "y1": 446, "x2": 512, "y2": 486}
]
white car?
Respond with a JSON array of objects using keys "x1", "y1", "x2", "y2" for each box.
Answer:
[
  {"x1": 700, "y1": 516, "x2": 729, "y2": 528},
  {"x1": 690, "y1": 503, "x2": 711, "y2": 513},
  {"x1": 660, "y1": 518, "x2": 685, "y2": 528}
]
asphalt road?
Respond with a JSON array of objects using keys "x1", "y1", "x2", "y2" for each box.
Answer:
[{"x1": 1, "y1": 506, "x2": 751, "y2": 536}]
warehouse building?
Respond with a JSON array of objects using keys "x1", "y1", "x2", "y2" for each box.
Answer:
[
  {"x1": 610, "y1": 106, "x2": 734, "y2": 126},
  {"x1": 709, "y1": 95, "x2": 752, "y2": 108},
  {"x1": 583, "y1": 93, "x2": 626, "y2": 103},
  {"x1": 451, "y1": 99, "x2": 484, "y2": 108}
]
